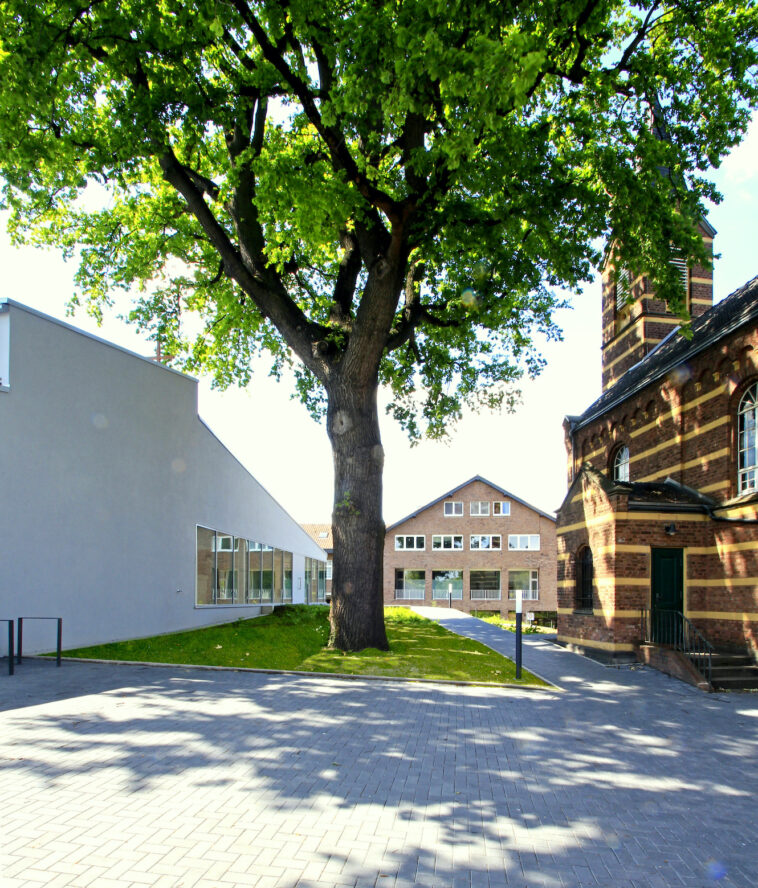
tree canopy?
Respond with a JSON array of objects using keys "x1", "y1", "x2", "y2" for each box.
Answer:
[
  {"x1": 1, "y1": 0, "x2": 756, "y2": 649},
  {"x1": 2, "y1": 0, "x2": 755, "y2": 435}
]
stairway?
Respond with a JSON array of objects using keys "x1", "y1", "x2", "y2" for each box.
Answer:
[
  {"x1": 640, "y1": 609, "x2": 758, "y2": 691},
  {"x1": 708, "y1": 651, "x2": 758, "y2": 691}
]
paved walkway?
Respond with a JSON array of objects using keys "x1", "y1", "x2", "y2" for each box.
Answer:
[{"x1": 1, "y1": 612, "x2": 757, "y2": 888}]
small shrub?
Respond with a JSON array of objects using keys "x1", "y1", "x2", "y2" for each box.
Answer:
[{"x1": 384, "y1": 606, "x2": 426, "y2": 623}]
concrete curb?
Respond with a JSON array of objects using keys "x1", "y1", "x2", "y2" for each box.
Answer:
[
  {"x1": 31, "y1": 655, "x2": 562, "y2": 692},
  {"x1": 412, "y1": 612, "x2": 560, "y2": 689}
]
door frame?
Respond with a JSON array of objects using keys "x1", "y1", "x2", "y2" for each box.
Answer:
[{"x1": 650, "y1": 547, "x2": 684, "y2": 644}]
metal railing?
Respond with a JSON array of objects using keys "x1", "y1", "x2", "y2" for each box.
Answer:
[
  {"x1": 470, "y1": 589, "x2": 502, "y2": 601},
  {"x1": 641, "y1": 608, "x2": 713, "y2": 685},
  {"x1": 394, "y1": 589, "x2": 425, "y2": 600},
  {"x1": 1, "y1": 619, "x2": 14, "y2": 675},
  {"x1": 17, "y1": 617, "x2": 63, "y2": 667}
]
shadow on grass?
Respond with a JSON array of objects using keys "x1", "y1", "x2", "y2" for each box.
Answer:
[{"x1": 54, "y1": 606, "x2": 546, "y2": 686}]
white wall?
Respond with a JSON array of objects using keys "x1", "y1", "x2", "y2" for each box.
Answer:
[{"x1": 0, "y1": 301, "x2": 325, "y2": 653}]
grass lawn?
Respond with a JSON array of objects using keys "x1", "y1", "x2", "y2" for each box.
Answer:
[
  {"x1": 474, "y1": 612, "x2": 557, "y2": 634},
  {"x1": 59, "y1": 605, "x2": 548, "y2": 686}
]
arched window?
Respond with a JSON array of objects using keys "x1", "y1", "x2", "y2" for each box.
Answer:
[
  {"x1": 613, "y1": 445, "x2": 630, "y2": 482},
  {"x1": 575, "y1": 547, "x2": 594, "y2": 612},
  {"x1": 738, "y1": 383, "x2": 758, "y2": 493}
]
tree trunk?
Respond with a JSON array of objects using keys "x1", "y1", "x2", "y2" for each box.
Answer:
[{"x1": 327, "y1": 377, "x2": 389, "y2": 651}]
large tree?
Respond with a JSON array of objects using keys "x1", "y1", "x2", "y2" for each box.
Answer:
[{"x1": 1, "y1": 1, "x2": 756, "y2": 649}]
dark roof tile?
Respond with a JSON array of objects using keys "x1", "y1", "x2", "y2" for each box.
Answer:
[{"x1": 572, "y1": 275, "x2": 758, "y2": 431}]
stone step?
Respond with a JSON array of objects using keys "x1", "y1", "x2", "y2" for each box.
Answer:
[
  {"x1": 711, "y1": 674, "x2": 758, "y2": 691},
  {"x1": 710, "y1": 665, "x2": 758, "y2": 680},
  {"x1": 686, "y1": 650, "x2": 758, "y2": 690},
  {"x1": 710, "y1": 653, "x2": 755, "y2": 668}
]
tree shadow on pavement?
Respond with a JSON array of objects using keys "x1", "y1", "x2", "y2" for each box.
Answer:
[{"x1": 2, "y1": 658, "x2": 757, "y2": 888}]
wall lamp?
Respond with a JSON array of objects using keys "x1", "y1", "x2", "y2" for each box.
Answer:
[{"x1": 664, "y1": 523, "x2": 677, "y2": 536}]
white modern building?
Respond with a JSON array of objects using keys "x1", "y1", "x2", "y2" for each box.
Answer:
[{"x1": 0, "y1": 299, "x2": 327, "y2": 654}]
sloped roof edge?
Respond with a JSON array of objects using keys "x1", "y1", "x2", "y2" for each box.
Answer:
[
  {"x1": 1, "y1": 298, "x2": 192, "y2": 381},
  {"x1": 301, "y1": 523, "x2": 334, "y2": 552},
  {"x1": 557, "y1": 465, "x2": 715, "y2": 521},
  {"x1": 571, "y1": 274, "x2": 758, "y2": 432},
  {"x1": 387, "y1": 474, "x2": 556, "y2": 531}
]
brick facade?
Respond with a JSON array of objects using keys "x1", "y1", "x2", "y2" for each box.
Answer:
[
  {"x1": 384, "y1": 477, "x2": 557, "y2": 616},
  {"x1": 558, "y1": 254, "x2": 758, "y2": 659},
  {"x1": 301, "y1": 523, "x2": 333, "y2": 600},
  {"x1": 601, "y1": 222, "x2": 715, "y2": 391}
]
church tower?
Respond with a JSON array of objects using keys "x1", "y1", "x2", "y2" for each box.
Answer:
[{"x1": 600, "y1": 220, "x2": 716, "y2": 392}]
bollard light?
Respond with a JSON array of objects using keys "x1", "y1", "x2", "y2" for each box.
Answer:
[{"x1": 515, "y1": 589, "x2": 523, "y2": 679}]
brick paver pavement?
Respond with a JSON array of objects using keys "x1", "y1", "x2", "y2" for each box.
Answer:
[{"x1": 1, "y1": 610, "x2": 756, "y2": 888}]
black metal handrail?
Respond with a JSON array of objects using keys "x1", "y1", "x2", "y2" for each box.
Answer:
[
  {"x1": 17, "y1": 617, "x2": 63, "y2": 667},
  {"x1": 1, "y1": 619, "x2": 14, "y2": 675},
  {"x1": 640, "y1": 608, "x2": 713, "y2": 685}
]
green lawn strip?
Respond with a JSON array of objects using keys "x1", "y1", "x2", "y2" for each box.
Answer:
[
  {"x1": 301, "y1": 607, "x2": 546, "y2": 685},
  {"x1": 59, "y1": 605, "x2": 330, "y2": 670},
  {"x1": 57, "y1": 605, "x2": 547, "y2": 686},
  {"x1": 473, "y1": 612, "x2": 556, "y2": 635}
]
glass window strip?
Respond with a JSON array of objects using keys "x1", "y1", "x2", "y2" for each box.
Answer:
[{"x1": 196, "y1": 527, "x2": 295, "y2": 607}]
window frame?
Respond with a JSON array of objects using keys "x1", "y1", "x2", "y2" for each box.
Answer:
[
  {"x1": 508, "y1": 569, "x2": 539, "y2": 601},
  {"x1": 443, "y1": 501, "x2": 463, "y2": 517},
  {"x1": 738, "y1": 382, "x2": 758, "y2": 494},
  {"x1": 470, "y1": 500, "x2": 491, "y2": 516},
  {"x1": 492, "y1": 501, "x2": 511, "y2": 516},
  {"x1": 469, "y1": 569, "x2": 501, "y2": 600},
  {"x1": 507, "y1": 534, "x2": 540, "y2": 551},
  {"x1": 432, "y1": 534, "x2": 464, "y2": 550},
  {"x1": 575, "y1": 546, "x2": 594, "y2": 612},
  {"x1": 615, "y1": 268, "x2": 631, "y2": 314},
  {"x1": 469, "y1": 534, "x2": 502, "y2": 551},
  {"x1": 196, "y1": 527, "x2": 293, "y2": 608},
  {"x1": 612, "y1": 444, "x2": 630, "y2": 483},
  {"x1": 669, "y1": 254, "x2": 690, "y2": 305},
  {"x1": 432, "y1": 569, "x2": 464, "y2": 600},
  {"x1": 394, "y1": 568, "x2": 426, "y2": 600},
  {"x1": 395, "y1": 534, "x2": 426, "y2": 551}
]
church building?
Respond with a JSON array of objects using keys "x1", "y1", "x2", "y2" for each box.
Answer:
[{"x1": 556, "y1": 223, "x2": 758, "y2": 683}]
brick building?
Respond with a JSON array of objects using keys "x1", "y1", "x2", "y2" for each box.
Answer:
[
  {"x1": 384, "y1": 477, "x2": 557, "y2": 617},
  {"x1": 301, "y1": 523, "x2": 332, "y2": 600},
  {"x1": 556, "y1": 226, "x2": 758, "y2": 663}
]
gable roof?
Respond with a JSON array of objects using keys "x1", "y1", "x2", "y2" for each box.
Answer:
[
  {"x1": 301, "y1": 523, "x2": 333, "y2": 552},
  {"x1": 557, "y1": 463, "x2": 716, "y2": 517},
  {"x1": 387, "y1": 475, "x2": 556, "y2": 530},
  {"x1": 570, "y1": 274, "x2": 758, "y2": 432}
]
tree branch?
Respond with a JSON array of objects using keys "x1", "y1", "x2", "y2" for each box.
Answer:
[
  {"x1": 331, "y1": 231, "x2": 362, "y2": 325},
  {"x1": 158, "y1": 147, "x2": 328, "y2": 378},
  {"x1": 228, "y1": 0, "x2": 401, "y2": 224},
  {"x1": 385, "y1": 302, "x2": 463, "y2": 354},
  {"x1": 613, "y1": 2, "x2": 664, "y2": 74}
]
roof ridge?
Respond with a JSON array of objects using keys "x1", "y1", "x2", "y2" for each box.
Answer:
[{"x1": 572, "y1": 274, "x2": 758, "y2": 431}]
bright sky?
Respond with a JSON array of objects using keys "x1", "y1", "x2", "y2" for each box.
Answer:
[{"x1": 2, "y1": 114, "x2": 756, "y2": 525}]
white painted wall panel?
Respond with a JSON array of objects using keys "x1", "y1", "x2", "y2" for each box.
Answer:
[{"x1": 0, "y1": 301, "x2": 325, "y2": 653}]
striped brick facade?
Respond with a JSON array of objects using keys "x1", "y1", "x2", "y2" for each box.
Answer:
[
  {"x1": 557, "y1": 263, "x2": 758, "y2": 659},
  {"x1": 601, "y1": 221, "x2": 715, "y2": 391}
]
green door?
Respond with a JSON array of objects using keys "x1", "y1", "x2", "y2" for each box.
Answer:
[{"x1": 651, "y1": 548, "x2": 684, "y2": 644}]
